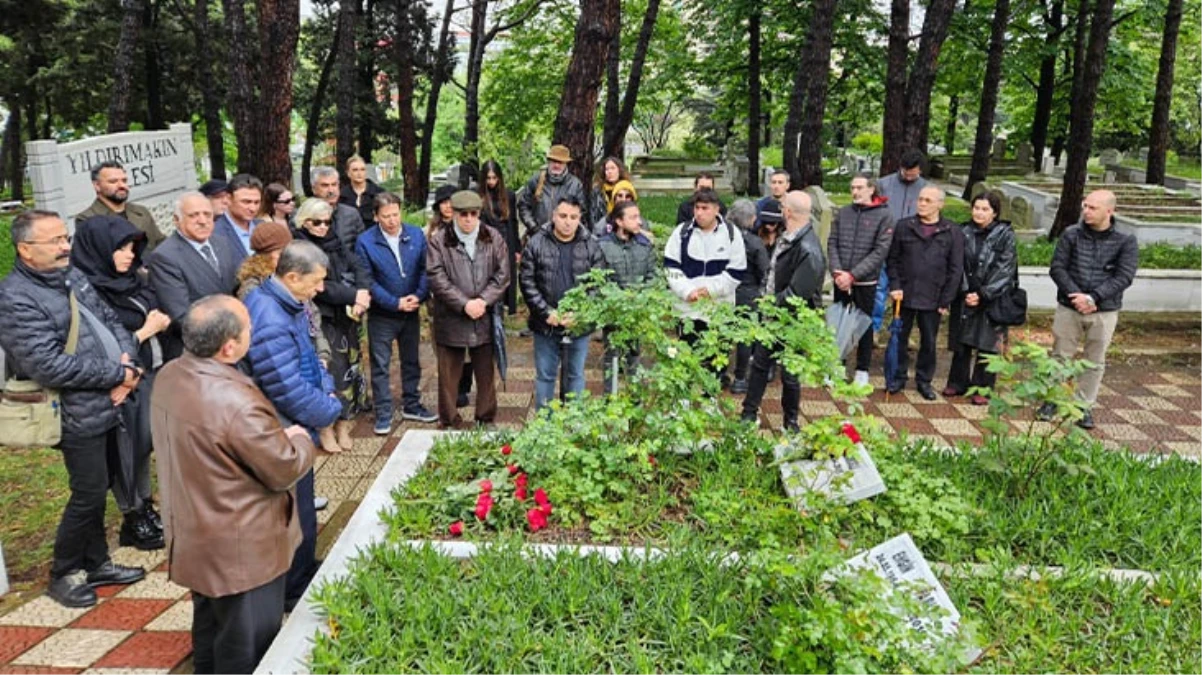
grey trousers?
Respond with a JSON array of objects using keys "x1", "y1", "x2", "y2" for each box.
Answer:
[{"x1": 1051, "y1": 304, "x2": 1119, "y2": 407}]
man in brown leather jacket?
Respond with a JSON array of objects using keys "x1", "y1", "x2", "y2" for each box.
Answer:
[{"x1": 150, "y1": 295, "x2": 315, "y2": 674}]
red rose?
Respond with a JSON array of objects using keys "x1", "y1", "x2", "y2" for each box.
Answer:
[
  {"x1": 515, "y1": 473, "x2": 528, "y2": 489},
  {"x1": 841, "y1": 422, "x2": 862, "y2": 444},
  {"x1": 526, "y1": 507, "x2": 548, "y2": 531},
  {"x1": 475, "y1": 493, "x2": 494, "y2": 520},
  {"x1": 515, "y1": 486, "x2": 528, "y2": 501},
  {"x1": 540, "y1": 502, "x2": 552, "y2": 516},
  {"x1": 507, "y1": 464, "x2": 519, "y2": 475},
  {"x1": 501, "y1": 444, "x2": 513, "y2": 456},
  {"x1": 534, "y1": 488, "x2": 549, "y2": 507},
  {"x1": 479, "y1": 479, "x2": 493, "y2": 493},
  {"x1": 449, "y1": 521, "x2": 464, "y2": 536},
  {"x1": 648, "y1": 455, "x2": 657, "y2": 467}
]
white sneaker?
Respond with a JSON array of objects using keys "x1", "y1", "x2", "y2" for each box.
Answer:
[{"x1": 853, "y1": 370, "x2": 870, "y2": 387}]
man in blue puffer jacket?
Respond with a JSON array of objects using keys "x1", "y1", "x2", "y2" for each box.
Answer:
[{"x1": 243, "y1": 240, "x2": 342, "y2": 611}]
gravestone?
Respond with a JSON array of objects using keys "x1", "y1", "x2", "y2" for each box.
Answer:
[
  {"x1": 728, "y1": 155, "x2": 750, "y2": 194},
  {"x1": 775, "y1": 443, "x2": 886, "y2": 506},
  {"x1": 1016, "y1": 142, "x2": 1033, "y2": 166},
  {"x1": 804, "y1": 184, "x2": 834, "y2": 249},
  {"x1": 1139, "y1": 147, "x2": 1150, "y2": 162},
  {"x1": 26, "y1": 123, "x2": 198, "y2": 236},
  {"x1": 970, "y1": 181, "x2": 996, "y2": 201},
  {"x1": 991, "y1": 138, "x2": 1007, "y2": 161},
  {"x1": 1098, "y1": 148, "x2": 1123, "y2": 166},
  {"x1": 1009, "y1": 195, "x2": 1035, "y2": 230}
]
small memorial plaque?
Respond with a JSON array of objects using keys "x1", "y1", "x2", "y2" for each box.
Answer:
[{"x1": 775, "y1": 442, "x2": 886, "y2": 506}]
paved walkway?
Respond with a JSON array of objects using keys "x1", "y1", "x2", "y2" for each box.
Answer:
[{"x1": 1, "y1": 336, "x2": 1198, "y2": 673}]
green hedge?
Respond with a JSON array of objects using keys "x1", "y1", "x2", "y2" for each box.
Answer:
[{"x1": 1017, "y1": 239, "x2": 1201, "y2": 269}]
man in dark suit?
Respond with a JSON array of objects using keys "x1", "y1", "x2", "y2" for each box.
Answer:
[
  {"x1": 211, "y1": 173, "x2": 263, "y2": 267},
  {"x1": 148, "y1": 192, "x2": 241, "y2": 361}
]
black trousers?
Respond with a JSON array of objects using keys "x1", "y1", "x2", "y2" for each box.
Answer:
[
  {"x1": 52, "y1": 430, "x2": 114, "y2": 578},
  {"x1": 897, "y1": 308, "x2": 942, "y2": 387},
  {"x1": 947, "y1": 345, "x2": 997, "y2": 393},
  {"x1": 367, "y1": 312, "x2": 422, "y2": 423},
  {"x1": 834, "y1": 285, "x2": 877, "y2": 372},
  {"x1": 192, "y1": 572, "x2": 287, "y2": 674},
  {"x1": 741, "y1": 342, "x2": 801, "y2": 423},
  {"x1": 284, "y1": 468, "x2": 317, "y2": 604}
]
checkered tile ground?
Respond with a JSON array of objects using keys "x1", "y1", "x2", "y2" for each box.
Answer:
[{"x1": 1, "y1": 334, "x2": 1197, "y2": 672}]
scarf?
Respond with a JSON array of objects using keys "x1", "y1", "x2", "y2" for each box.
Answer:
[
  {"x1": 456, "y1": 222, "x2": 480, "y2": 260},
  {"x1": 69, "y1": 214, "x2": 159, "y2": 332}
]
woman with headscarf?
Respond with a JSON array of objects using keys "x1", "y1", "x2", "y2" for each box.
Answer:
[
  {"x1": 292, "y1": 198, "x2": 372, "y2": 447},
  {"x1": 69, "y1": 215, "x2": 171, "y2": 551},
  {"x1": 478, "y1": 160, "x2": 520, "y2": 316}
]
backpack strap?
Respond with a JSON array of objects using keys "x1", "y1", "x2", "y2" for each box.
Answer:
[
  {"x1": 65, "y1": 291, "x2": 80, "y2": 356},
  {"x1": 533, "y1": 170, "x2": 548, "y2": 202}
]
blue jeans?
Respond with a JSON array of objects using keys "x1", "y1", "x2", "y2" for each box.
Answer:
[
  {"x1": 533, "y1": 332, "x2": 590, "y2": 410},
  {"x1": 368, "y1": 311, "x2": 422, "y2": 424}
]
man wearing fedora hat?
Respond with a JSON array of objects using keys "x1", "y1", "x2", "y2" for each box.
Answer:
[{"x1": 517, "y1": 144, "x2": 588, "y2": 239}]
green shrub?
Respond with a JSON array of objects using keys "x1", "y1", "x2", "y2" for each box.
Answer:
[
  {"x1": 1016, "y1": 239, "x2": 1202, "y2": 269},
  {"x1": 852, "y1": 132, "x2": 883, "y2": 155}
]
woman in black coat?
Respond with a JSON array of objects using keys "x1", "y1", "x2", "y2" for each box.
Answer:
[
  {"x1": 944, "y1": 192, "x2": 1018, "y2": 404},
  {"x1": 70, "y1": 215, "x2": 173, "y2": 550},
  {"x1": 478, "y1": 159, "x2": 520, "y2": 315}
]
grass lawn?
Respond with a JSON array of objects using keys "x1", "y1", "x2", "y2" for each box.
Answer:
[{"x1": 0, "y1": 213, "x2": 13, "y2": 277}]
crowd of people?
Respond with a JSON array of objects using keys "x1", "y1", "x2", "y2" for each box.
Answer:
[{"x1": 0, "y1": 144, "x2": 1139, "y2": 673}]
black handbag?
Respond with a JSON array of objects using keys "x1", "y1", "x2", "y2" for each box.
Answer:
[{"x1": 987, "y1": 273, "x2": 1028, "y2": 327}]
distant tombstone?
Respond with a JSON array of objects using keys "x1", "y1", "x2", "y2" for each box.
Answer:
[
  {"x1": 804, "y1": 184, "x2": 834, "y2": 249},
  {"x1": 1138, "y1": 147, "x2": 1150, "y2": 162},
  {"x1": 1010, "y1": 195, "x2": 1035, "y2": 230},
  {"x1": 970, "y1": 181, "x2": 995, "y2": 201},
  {"x1": 728, "y1": 155, "x2": 750, "y2": 194},
  {"x1": 26, "y1": 123, "x2": 198, "y2": 236},
  {"x1": 1016, "y1": 142, "x2": 1033, "y2": 166},
  {"x1": 991, "y1": 138, "x2": 1007, "y2": 161},
  {"x1": 1098, "y1": 148, "x2": 1123, "y2": 166}
]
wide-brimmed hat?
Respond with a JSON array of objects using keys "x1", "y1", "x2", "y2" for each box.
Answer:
[
  {"x1": 451, "y1": 190, "x2": 483, "y2": 211},
  {"x1": 546, "y1": 145, "x2": 572, "y2": 163},
  {"x1": 433, "y1": 184, "x2": 457, "y2": 206}
]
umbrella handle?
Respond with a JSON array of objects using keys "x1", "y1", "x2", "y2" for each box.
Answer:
[{"x1": 893, "y1": 297, "x2": 901, "y2": 318}]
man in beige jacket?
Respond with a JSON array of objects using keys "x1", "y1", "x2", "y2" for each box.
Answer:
[{"x1": 151, "y1": 295, "x2": 315, "y2": 674}]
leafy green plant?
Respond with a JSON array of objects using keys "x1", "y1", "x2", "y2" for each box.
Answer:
[{"x1": 974, "y1": 340, "x2": 1094, "y2": 497}]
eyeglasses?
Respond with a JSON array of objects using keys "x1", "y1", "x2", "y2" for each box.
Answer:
[
  {"x1": 278, "y1": 198, "x2": 294, "y2": 204},
  {"x1": 309, "y1": 219, "x2": 332, "y2": 227},
  {"x1": 24, "y1": 235, "x2": 72, "y2": 246}
]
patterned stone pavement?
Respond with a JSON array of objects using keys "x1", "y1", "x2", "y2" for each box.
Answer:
[{"x1": 1, "y1": 335, "x2": 1197, "y2": 672}]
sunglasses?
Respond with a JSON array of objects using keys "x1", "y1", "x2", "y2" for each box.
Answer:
[
  {"x1": 277, "y1": 197, "x2": 294, "y2": 204},
  {"x1": 309, "y1": 219, "x2": 332, "y2": 227}
]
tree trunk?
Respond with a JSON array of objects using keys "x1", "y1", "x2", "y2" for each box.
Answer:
[
  {"x1": 944, "y1": 94, "x2": 958, "y2": 154},
  {"x1": 418, "y1": 0, "x2": 455, "y2": 202},
  {"x1": 782, "y1": 47, "x2": 806, "y2": 187},
  {"x1": 762, "y1": 90, "x2": 771, "y2": 146},
  {"x1": 144, "y1": 1, "x2": 165, "y2": 129},
  {"x1": 358, "y1": 0, "x2": 377, "y2": 163},
  {"x1": 963, "y1": 0, "x2": 1011, "y2": 199},
  {"x1": 256, "y1": 0, "x2": 300, "y2": 184},
  {"x1": 7, "y1": 102, "x2": 21, "y2": 201},
  {"x1": 601, "y1": 0, "x2": 661, "y2": 160},
  {"x1": 1146, "y1": 0, "x2": 1183, "y2": 185},
  {"x1": 880, "y1": 0, "x2": 910, "y2": 175},
  {"x1": 1030, "y1": 0, "x2": 1064, "y2": 171},
  {"x1": 108, "y1": 0, "x2": 144, "y2": 133},
  {"x1": 0, "y1": 105, "x2": 16, "y2": 194},
  {"x1": 747, "y1": 8, "x2": 761, "y2": 196},
  {"x1": 394, "y1": 9, "x2": 423, "y2": 207},
  {"x1": 900, "y1": 0, "x2": 957, "y2": 156},
  {"x1": 224, "y1": 0, "x2": 258, "y2": 173},
  {"x1": 194, "y1": 0, "x2": 227, "y2": 179},
  {"x1": 462, "y1": 0, "x2": 488, "y2": 187},
  {"x1": 1050, "y1": 0, "x2": 1116, "y2": 238},
  {"x1": 553, "y1": 0, "x2": 620, "y2": 188},
  {"x1": 602, "y1": 11, "x2": 622, "y2": 160},
  {"x1": 796, "y1": 0, "x2": 838, "y2": 188},
  {"x1": 335, "y1": 0, "x2": 360, "y2": 172},
  {"x1": 303, "y1": 23, "x2": 340, "y2": 196}
]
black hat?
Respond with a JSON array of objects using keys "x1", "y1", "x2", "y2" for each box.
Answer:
[
  {"x1": 199, "y1": 179, "x2": 230, "y2": 197},
  {"x1": 759, "y1": 199, "x2": 784, "y2": 226},
  {"x1": 433, "y1": 184, "x2": 457, "y2": 206}
]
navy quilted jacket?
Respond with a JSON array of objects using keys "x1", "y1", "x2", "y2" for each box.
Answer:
[
  {"x1": 0, "y1": 262, "x2": 135, "y2": 437},
  {"x1": 243, "y1": 277, "x2": 342, "y2": 432}
]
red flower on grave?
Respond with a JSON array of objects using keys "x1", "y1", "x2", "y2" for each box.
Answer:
[
  {"x1": 479, "y1": 479, "x2": 493, "y2": 493},
  {"x1": 534, "y1": 488, "x2": 549, "y2": 507},
  {"x1": 648, "y1": 455, "x2": 657, "y2": 467},
  {"x1": 507, "y1": 464, "x2": 520, "y2": 475},
  {"x1": 474, "y1": 493, "x2": 494, "y2": 520},
  {"x1": 526, "y1": 507, "x2": 548, "y2": 531},
  {"x1": 515, "y1": 486, "x2": 528, "y2": 501},
  {"x1": 841, "y1": 422, "x2": 862, "y2": 444},
  {"x1": 501, "y1": 444, "x2": 513, "y2": 456},
  {"x1": 515, "y1": 473, "x2": 529, "y2": 489},
  {"x1": 449, "y1": 521, "x2": 464, "y2": 536},
  {"x1": 540, "y1": 501, "x2": 552, "y2": 516}
]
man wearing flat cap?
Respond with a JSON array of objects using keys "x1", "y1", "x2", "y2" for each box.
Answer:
[
  {"x1": 426, "y1": 190, "x2": 510, "y2": 428},
  {"x1": 517, "y1": 144, "x2": 587, "y2": 239}
]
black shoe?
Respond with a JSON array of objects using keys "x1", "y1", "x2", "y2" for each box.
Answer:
[
  {"x1": 456, "y1": 393, "x2": 470, "y2": 408},
  {"x1": 729, "y1": 378, "x2": 748, "y2": 394},
  {"x1": 916, "y1": 384, "x2": 937, "y2": 401},
  {"x1": 886, "y1": 382, "x2": 904, "y2": 395},
  {"x1": 783, "y1": 419, "x2": 801, "y2": 433},
  {"x1": 1076, "y1": 410, "x2": 1096, "y2": 430},
  {"x1": 119, "y1": 512, "x2": 165, "y2": 551},
  {"x1": 518, "y1": 328, "x2": 533, "y2": 338},
  {"x1": 740, "y1": 411, "x2": 758, "y2": 425},
  {"x1": 1036, "y1": 402, "x2": 1056, "y2": 422},
  {"x1": 86, "y1": 561, "x2": 145, "y2": 588},
  {"x1": 402, "y1": 404, "x2": 438, "y2": 423},
  {"x1": 142, "y1": 500, "x2": 162, "y2": 533},
  {"x1": 48, "y1": 571, "x2": 97, "y2": 608}
]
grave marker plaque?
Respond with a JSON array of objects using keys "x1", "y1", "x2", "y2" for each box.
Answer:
[{"x1": 775, "y1": 442, "x2": 886, "y2": 506}]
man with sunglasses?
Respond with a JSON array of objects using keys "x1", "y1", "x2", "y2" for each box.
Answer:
[{"x1": 0, "y1": 210, "x2": 148, "y2": 607}]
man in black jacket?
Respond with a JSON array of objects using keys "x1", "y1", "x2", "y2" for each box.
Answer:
[
  {"x1": 740, "y1": 191, "x2": 826, "y2": 432},
  {"x1": 1040, "y1": 189, "x2": 1138, "y2": 429},
  {"x1": 0, "y1": 210, "x2": 146, "y2": 608},
  {"x1": 886, "y1": 186, "x2": 965, "y2": 400},
  {"x1": 675, "y1": 173, "x2": 727, "y2": 226},
  {"x1": 520, "y1": 196, "x2": 604, "y2": 410}
]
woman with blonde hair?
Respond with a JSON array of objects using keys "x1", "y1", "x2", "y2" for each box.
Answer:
[{"x1": 340, "y1": 155, "x2": 385, "y2": 226}]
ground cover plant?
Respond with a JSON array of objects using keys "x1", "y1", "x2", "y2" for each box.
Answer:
[{"x1": 1016, "y1": 238, "x2": 1202, "y2": 269}]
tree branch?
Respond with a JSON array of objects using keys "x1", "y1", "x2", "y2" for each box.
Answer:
[{"x1": 485, "y1": 0, "x2": 545, "y2": 44}]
